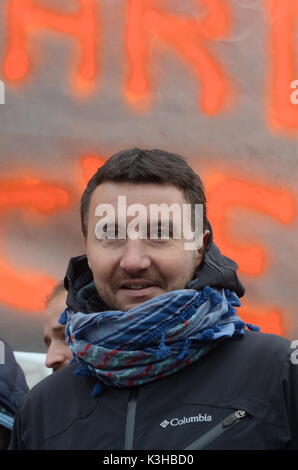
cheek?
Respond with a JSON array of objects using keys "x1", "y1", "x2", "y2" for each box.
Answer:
[
  {"x1": 153, "y1": 251, "x2": 191, "y2": 279},
  {"x1": 173, "y1": 252, "x2": 198, "y2": 279},
  {"x1": 90, "y1": 261, "x2": 108, "y2": 281},
  {"x1": 87, "y1": 247, "x2": 118, "y2": 283}
]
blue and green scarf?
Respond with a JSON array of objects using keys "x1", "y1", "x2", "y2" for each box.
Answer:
[{"x1": 59, "y1": 286, "x2": 259, "y2": 396}]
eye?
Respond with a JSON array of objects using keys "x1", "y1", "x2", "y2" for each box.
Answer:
[
  {"x1": 157, "y1": 227, "x2": 173, "y2": 239},
  {"x1": 104, "y1": 224, "x2": 119, "y2": 239},
  {"x1": 149, "y1": 231, "x2": 173, "y2": 244},
  {"x1": 150, "y1": 224, "x2": 172, "y2": 239}
]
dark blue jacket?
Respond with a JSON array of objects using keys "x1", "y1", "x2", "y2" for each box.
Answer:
[
  {"x1": 0, "y1": 339, "x2": 29, "y2": 425},
  {"x1": 8, "y1": 237, "x2": 298, "y2": 450},
  {"x1": 8, "y1": 330, "x2": 298, "y2": 450}
]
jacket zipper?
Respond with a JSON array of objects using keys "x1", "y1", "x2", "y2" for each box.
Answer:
[
  {"x1": 124, "y1": 388, "x2": 138, "y2": 450},
  {"x1": 184, "y1": 409, "x2": 248, "y2": 450}
]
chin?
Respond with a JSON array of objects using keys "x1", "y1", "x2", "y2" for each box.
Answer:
[{"x1": 122, "y1": 303, "x2": 141, "y2": 311}]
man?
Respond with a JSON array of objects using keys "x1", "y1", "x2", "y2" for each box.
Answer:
[
  {"x1": 43, "y1": 282, "x2": 72, "y2": 372},
  {"x1": 9, "y1": 148, "x2": 298, "y2": 450},
  {"x1": 0, "y1": 339, "x2": 29, "y2": 449}
]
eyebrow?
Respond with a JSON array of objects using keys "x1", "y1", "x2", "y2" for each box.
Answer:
[
  {"x1": 98, "y1": 220, "x2": 175, "y2": 231},
  {"x1": 52, "y1": 325, "x2": 65, "y2": 333},
  {"x1": 150, "y1": 220, "x2": 175, "y2": 228},
  {"x1": 43, "y1": 335, "x2": 49, "y2": 345},
  {"x1": 43, "y1": 324, "x2": 65, "y2": 343}
]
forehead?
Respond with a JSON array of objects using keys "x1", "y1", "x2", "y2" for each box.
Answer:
[
  {"x1": 45, "y1": 292, "x2": 67, "y2": 322},
  {"x1": 88, "y1": 182, "x2": 188, "y2": 210}
]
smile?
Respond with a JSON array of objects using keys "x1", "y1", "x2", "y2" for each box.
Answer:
[
  {"x1": 122, "y1": 285, "x2": 153, "y2": 290},
  {"x1": 119, "y1": 285, "x2": 160, "y2": 296}
]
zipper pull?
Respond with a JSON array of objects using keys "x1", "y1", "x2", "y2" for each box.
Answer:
[{"x1": 222, "y1": 410, "x2": 247, "y2": 427}]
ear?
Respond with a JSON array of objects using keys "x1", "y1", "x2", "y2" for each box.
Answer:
[
  {"x1": 202, "y1": 229, "x2": 210, "y2": 249},
  {"x1": 82, "y1": 232, "x2": 87, "y2": 250},
  {"x1": 82, "y1": 234, "x2": 91, "y2": 269},
  {"x1": 194, "y1": 229, "x2": 210, "y2": 265}
]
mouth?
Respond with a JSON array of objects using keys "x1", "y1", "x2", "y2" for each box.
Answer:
[{"x1": 119, "y1": 282, "x2": 161, "y2": 297}]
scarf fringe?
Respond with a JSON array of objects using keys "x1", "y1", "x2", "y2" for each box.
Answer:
[
  {"x1": 177, "y1": 337, "x2": 191, "y2": 360},
  {"x1": 74, "y1": 364, "x2": 93, "y2": 377},
  {"x1": 225, "y1": 289, "x2": 241, "y2": 307},
  {"x1": 91, "y1": 383, "x2": 104, "y2": 397},
  {"x1": 155, "y1": 332, "x2": 172, "y2": 360},
  {"x1": 198, "y1": 328, "x2": 215, "y2": 341},
  {"x1": 203, "y1": 287, "x2": 223, "y2": 307},
  {"x1": 246, "y1": 323, "x2": 260, "y2": 332},
  {"x1": 74, "y1": 364, "x2": 105, "y2": 397},
  {"x1": 141, "y1": 286, "x2": 219, "y2": 348}
]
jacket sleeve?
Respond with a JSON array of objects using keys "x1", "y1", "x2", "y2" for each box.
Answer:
[{"x1": 8, "y1": 406, "x2": 27, "y2": 450}]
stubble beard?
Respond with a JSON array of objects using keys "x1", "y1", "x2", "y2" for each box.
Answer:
[{"x1": 93, "y1": 255, "x2": 199, "y2": 312}]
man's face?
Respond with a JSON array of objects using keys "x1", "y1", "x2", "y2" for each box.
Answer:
[
  {"x1": 43, "y1": 291, "x2": 72, "y2": 372},
  {"x1": 84, "y1": 182, "x2": 208, "y2": 311}
]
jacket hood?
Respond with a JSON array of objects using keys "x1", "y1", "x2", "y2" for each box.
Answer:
[
  {"x1": 64, "y1": 223, "x2": 245, "y2": 313},
  {"x1": 0, "y1": 339, "x2": 29, "y2": 416}
]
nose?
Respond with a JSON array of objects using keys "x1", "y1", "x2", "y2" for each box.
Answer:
[
  {"x1": 119, "y1": 239, "x2": 151, "y2": 273},
  {"x1": 45, "y1": 341, "x2": 70, "y2": 372}
]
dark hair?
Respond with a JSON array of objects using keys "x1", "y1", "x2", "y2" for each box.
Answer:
[
  {"x1": 80, "y1": 148, "x2": 207, "y2": 237},
  {"x1": 44, "y1": 280, "x2": 66, "y2": 308}
]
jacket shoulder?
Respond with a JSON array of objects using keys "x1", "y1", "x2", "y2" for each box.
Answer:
[
  {"x1": 218, "y1": 330, "x2": 293, "y2": 382},
  {"x1": 29, "y1": 363, "x2": 80, "y2": 395},
  {"x1": 10, "y1": 363, "x2": 99, "y2": 448},
  {"x1": 241, "y1": 330, "x2": 291, "y2": 356}
]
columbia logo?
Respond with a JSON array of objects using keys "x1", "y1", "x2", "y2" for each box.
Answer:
[
  {"x1": 160, "y1": 419, "x2": 170, "y2": 428},
  {"x1": 159, "y1": 414, "x2": 212, "y2": 429}
]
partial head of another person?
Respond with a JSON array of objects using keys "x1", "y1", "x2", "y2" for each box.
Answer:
[{"x1": 43, "y1": 282, "x2": 72, "y2": 372}]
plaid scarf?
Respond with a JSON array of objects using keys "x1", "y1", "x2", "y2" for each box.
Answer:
[{"x1": 59, "y1": 286, "x2": 259, "y2": 396}]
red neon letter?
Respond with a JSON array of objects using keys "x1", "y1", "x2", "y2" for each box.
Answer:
[
  {"x1": 239, "y1": 303, "x2": 284, "y2": 336},
  {"x1": 79, "y1": 154, "x2": 106, "y2": 189},
  {"x1": 265, "y1": 0, "x2": 298, "y2": 133},
  {"x1": 4, "y1": 0, "x2": 99, "y2": 94},
  {"x1": 0, "y1": 177, "x2": 71, "y2": 311},
  {"x1": 206, "y1": 174, "x2": 296, "y2": 276},
  {"x1": 0, "y1": 177, "x2": 71, "y2": 213},
  {"x1": 125, "y1": 0, "x2": 233, "y2": 114}
]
